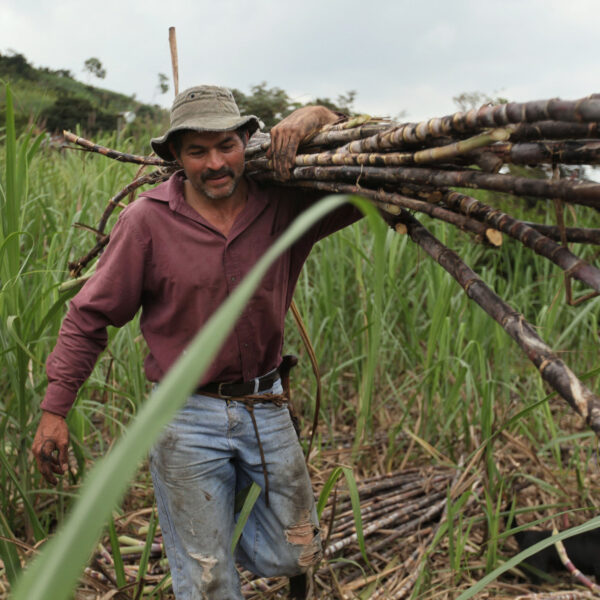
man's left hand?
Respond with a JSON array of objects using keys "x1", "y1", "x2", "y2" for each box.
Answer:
[{"x1": 267, "y1": 106, "x2": 340, "y2": 180}]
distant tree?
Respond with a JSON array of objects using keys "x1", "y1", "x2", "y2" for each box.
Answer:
[
  {"x1": 39, "y1": 66, "x2": 73, "y2": 78},
  {"x1": 157, "y1": 73, "x2": 169, "y2": 95},
  {"x1": 232, "y1": 82, "x2": 294, "y2": 129},
  {"x1": 453, "y1": 90, "x2": 508, "y2": 111},
  {"x1": 313, "y1": 92, "x2": 357, "y2": 115},
  {"x1": 232, "y1": 82, "x2": 359, "y2": 130},
  {"x1": 314, "y1": 90, "x2": 357, "y2": 114},
  {"x1": 83, "y1": 57, "x2": 106, "y2": 81},
  {"x1": 337, "y1": 90, "x2": 357, "y2": 112},
  {"x1": 0, "y1": 50, "x2": 35, "y2": 79},
  {"x1": 42, "y1": 94, "x2": 117, "y2": 133}
]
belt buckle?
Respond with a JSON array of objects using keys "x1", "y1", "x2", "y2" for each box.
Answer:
[{"x1": 217, "y1": 382, "x2": 233, "y2": 398}]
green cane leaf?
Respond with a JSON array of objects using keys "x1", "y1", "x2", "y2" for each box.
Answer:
[{"x1": 231, "y1": 482, "x2": 262, "y2": 554}]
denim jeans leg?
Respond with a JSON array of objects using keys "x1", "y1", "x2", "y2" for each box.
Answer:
[
  {"x1": 148, "y1": 383, "x2": 321, "y2": 598},
  {"x1": 232, "y1": 401, "x2": 322, "y2": 577},
  {"x1": 149, "y1": 395, "x2": 243, "y2": 600}
]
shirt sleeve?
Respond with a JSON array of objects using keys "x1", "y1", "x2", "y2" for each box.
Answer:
[
  {"x1": 287, "y1": 186, "x2": 364, "y2": 246},
  {"x1": 41, "y1": 210, "x2": 148, "y2": 417}
]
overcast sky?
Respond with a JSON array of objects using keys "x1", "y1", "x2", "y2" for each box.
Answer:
[{"x1": 3, "y1": 0, "x2": 599, "y2": 122}]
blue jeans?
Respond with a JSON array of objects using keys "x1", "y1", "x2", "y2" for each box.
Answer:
[{"x1": 149, "y1": 380, "x2": 322, "y2": 599}]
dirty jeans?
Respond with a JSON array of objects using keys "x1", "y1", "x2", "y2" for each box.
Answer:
[{"x1": 148, "y1": 381, "x2": 322, "y2": 599}]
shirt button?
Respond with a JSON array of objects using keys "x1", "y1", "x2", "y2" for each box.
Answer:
[
  {"x1": 231, "y1": 276, "x2": 236, "y2": 281},
  {"x1": 243, "y1": 343, "x2": 248, "y2": 348}
]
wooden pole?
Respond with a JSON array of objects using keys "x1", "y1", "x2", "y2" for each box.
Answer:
[{"x1": 169, "y1": 26, "x2": 179, "y2": 96}]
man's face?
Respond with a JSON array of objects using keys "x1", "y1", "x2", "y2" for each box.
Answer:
[{"x1": 174, "y1": 130, "x2": 247, "y2": 201}]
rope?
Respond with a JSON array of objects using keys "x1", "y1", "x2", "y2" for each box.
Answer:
[
  {"x1": 236, "y1": 393, "x2": 288, "y2": 508},
  {"x1": 290, "y1": 299, "x2": 322, "y2": 461}
]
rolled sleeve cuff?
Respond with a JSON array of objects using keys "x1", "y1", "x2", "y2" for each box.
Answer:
[{"x1": 41, "y1": 383, "x2": 78, "y2": 418}]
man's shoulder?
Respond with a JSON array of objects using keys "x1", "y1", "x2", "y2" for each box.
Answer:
[
  {"x1": 119, "y1": 195, "x2": 170, "y2": 226},
  {"x1": 249, "y1": 179, "x2": 319, "y2": 206},
  {"x1": 139, "y1": 171, "x2": 183, "y2": 203},
  {"x1": 119, "y1": 172, "x2": 182, "y2": 227}
]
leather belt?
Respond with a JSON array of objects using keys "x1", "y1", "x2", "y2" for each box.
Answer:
[{"x1": 196, "y1": 368, "x2": 280, "y2": 398}]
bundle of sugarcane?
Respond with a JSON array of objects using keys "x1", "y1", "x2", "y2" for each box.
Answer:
[
  {"x1": 239, "y1": 463, "x2": 479, "y2": 598},
  {"x1": 62, "y1": 93, "x2": 600, "y2": 438}
]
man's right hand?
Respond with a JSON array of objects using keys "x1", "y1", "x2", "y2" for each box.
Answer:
[{"x1": 32, "y1": 410, "x2": 70, "y2": 485}]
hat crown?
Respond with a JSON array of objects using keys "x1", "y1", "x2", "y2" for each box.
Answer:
[
  {"x1": 171, "y1": 85, "x2": 240, "y2": 127},
  {"x1": 150, "y1": 84, "x2": 260, "y2": 161}
]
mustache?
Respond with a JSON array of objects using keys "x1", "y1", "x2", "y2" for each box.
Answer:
[{"x1": 202, "y1": 167, "x2": 234, "y2": 182}]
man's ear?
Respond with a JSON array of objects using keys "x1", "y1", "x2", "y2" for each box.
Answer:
[{"x1": 169, "y1": 142, "x2": 181, "y2": 164}]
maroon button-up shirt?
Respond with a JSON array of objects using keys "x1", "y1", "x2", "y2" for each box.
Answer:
[{"x1": 42, "y1": 172, "x2": 361, "y2": 416}]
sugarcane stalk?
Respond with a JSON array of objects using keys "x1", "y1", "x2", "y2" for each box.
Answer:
[
  {"x1": 412, "y1": 128, "x2": 512, "y2": 163},
  {"x1": 63, "y1": 131, "x2": 172, "y2": 167},
  {"x1": 83, "y1": 566, "x2": 110, "y2": 584},
  {"x1": 324, "y1": 490, "x2": 446, "y2": 556},
  {"x1": 254, "y1": 176, "x2": 502, "y2": 246},
  {"x1": 97, "y1": 170, "x2": 169, "y2": 234},
  {"x1": 117, "y1": 543, "x2": 162, "y2": 556},
  {"x1": 290, "y1": 150, "x2": 415, "y2": 167},
  {"x1": 330, "y1": 484, "x2": 439, "y2": 535},
  {"x1": 335, "y1": 559, "x2": 411, "y2": 594},
  {"x1": 331, "y1": 475, "x2": 447, "y2": 522},
  {"x1": 397, "y1": 211, "x2": 600, "y2": 437},
  {"x1": 303, "y1": 121, "x2": 393, "y2": 149},
  {"x1": 328, "y1": 500, "x2": 445, "y2": 568},
  {"x1": 339, "y1": 96, "x2": 600, "y2": 154},
  {"x1": 485, "y1": 140, "x2": 600, "y2": 165},
  {"x1": 522, "y1": 223, "x2": 600, "y2": 245},
  {"x1": 321, "y1": 114, "x2": 375, "y2": 131},
  {"x1": 249, "y1": 163, "x2": 440, "y2": 201},
  {"x1": 456, "y1": 96, "x2": 600, "y2": 128},
  {"x1": 344, "y1": 119, "x2": 462, "y2": 153},
  {"x1": 245, "y1": 119, "x2": 387, "y2": 160},
  {"x1": 509, "y1": 120, "x2": 600, "y2": 142},
  {"x1": 262, "y1": 128, "x2": 511, "y2": 169},
  {"x1": 554, "y1": 529, "x2": 600, "y2": 594},
  {"x1": 68, "y1": 234, "x2": 109, "y2": 278},
  {"x1": 271, "y1": 164, "x2": 600, "y2": 208},
  {"x1": 68, "y1": 170, "x2": 169, "y2": 276},
  {"x1": 320, "y1": 471, "x2": 445, "y2": 520},
  {"x1": 355, "y1": 466, "x2": 423, "y2": 482},
  {"x1": 361, "y1": 461, "x2": 474, "y2": 597},
  {"x1": 244, "y1": 132, "x2": 271, "y2": 158},
  {"x1": 441, "y1": 189, "x2": 600, "y2": 292},
  {"x1": 96, "y1": 543, "x2": 114, "y2": 566},
  {"x1": 368, "y1": 543, "x2": 428, "y2": 599},
  {"x1": 245, "y1": 121, "x2": 392, "y2": 160},
  {"x1": 321, "y1": 484, "x2": 433, "y2": 525},
  {"x1": 515, "y1": 593, "x2": 598, "y2": 599}
]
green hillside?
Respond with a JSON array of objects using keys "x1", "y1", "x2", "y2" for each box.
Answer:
[{"x1": 0, "y1": 51, "x2": 167, "y2": 135}]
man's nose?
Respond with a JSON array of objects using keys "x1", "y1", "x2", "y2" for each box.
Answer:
[{"x1": 206, "y1": 149, "x2": 226, "y2": 170}]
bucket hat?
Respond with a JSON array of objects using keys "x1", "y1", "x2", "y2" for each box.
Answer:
[{"x1": 151, "y1": 85, "x2": 261, "y2": 161}]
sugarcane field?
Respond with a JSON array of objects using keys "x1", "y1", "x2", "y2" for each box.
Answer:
[{"x1": 2, "y1": 10, "x2": 600, "y2": 600}]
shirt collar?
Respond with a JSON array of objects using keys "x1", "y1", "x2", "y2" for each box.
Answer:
[{"x1": 138, "y1": 170, "x2": 270, "y2": 238}]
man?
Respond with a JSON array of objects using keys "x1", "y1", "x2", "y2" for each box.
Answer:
[{"x1": 32, "y1": 85, "x2": 360, "y2": 599}]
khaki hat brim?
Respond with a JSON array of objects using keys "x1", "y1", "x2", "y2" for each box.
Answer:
[{"x1": 151, "y1": 114, "x2": 260, "y2": 161}]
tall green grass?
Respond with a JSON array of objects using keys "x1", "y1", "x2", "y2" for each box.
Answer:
[{"x1": 1, "y1": 81, "x2": 599, "y2": 596}]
